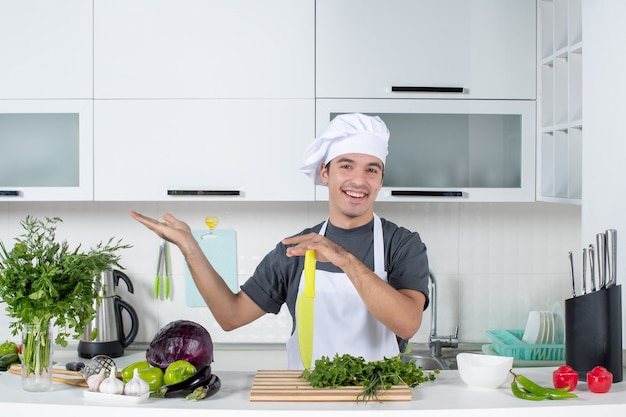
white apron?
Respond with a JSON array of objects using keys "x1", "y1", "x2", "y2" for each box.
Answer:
[{"x1": 287, "y1": 214, "x2": 399, "y2": 370}]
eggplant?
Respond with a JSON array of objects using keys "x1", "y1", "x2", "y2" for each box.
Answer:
[
  {"x1": 185, "y1": 374, "x2": 221, "y2": 400},
  {"x1": 152, "y1": 364, "x2": 213, "y2": 398}
]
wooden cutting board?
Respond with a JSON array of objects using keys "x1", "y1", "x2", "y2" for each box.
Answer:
[{"x1": 249, "y1": 370, "x2": 412, "y2": 402}]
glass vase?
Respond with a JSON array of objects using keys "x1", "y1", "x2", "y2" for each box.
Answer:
[{"x1": 21, "y1": 320, "x2": 53, "y2": 392}]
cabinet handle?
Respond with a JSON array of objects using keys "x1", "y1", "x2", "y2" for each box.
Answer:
[
  {"x1": 391, "y1": 86, "x2": 465, "y2": 93},
  {"x1": 0, "y1": 190, "x2": 21, "y2": 197},
  {"x1": 391, "y1": 190, "x2": 463, "y2": 197},
  {"x1": 167, "y1": 190, "x2": 241, "y2": 196}
]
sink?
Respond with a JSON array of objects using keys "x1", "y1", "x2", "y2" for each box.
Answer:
[
  {"x1": 403, "y1": 354, "x2": 451, "y2": 370},
  {"x1": 402, "y1": 346, "x2": 485, "y2": 370}
]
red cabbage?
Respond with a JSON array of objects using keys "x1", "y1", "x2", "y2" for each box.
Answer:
[{"x1": 146, "y1": 320, "x2": 213, "y2": 370}]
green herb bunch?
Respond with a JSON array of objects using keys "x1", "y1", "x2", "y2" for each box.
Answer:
[
  {"x1": 0, "y1": 215, "x2": 131, "y2": 346},
  {"x1": 300, "y1": 350, "x2": 439, "y2": 402}
]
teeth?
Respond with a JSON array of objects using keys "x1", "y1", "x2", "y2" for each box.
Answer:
[{"x1": 345, "y1": 190, "x2": 365, "y2": 198}]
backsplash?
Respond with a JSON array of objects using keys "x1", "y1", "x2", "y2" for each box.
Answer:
[{"x1": 0, "y1": 201, "x2": 580, "y2": 347}]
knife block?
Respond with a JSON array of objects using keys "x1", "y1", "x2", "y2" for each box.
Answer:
[{"x1": 564, "y1": 285, "x2": 622, "y2": 382}]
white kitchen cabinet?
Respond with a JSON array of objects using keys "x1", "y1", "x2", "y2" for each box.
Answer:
[
  {"x1": 316, "y1": 99, "x2": 536, "y2": 202},
  {"x1": 316, "y1": 0, "x2": 536, "y2": 100},
  {"x1": 93, "y1": 99, "x2": 314, "y2": 201},
  {"x1": 0, "y1": 0, "x2": 92, "y2": 99},
  {"x1": 537, "y1": 0, "x2": 582, "y2": 204},
  {"x1": 0, "y1": 100, "x2": 94, "y2": 201},
  {"x1": 94, "y1": 0, "x2": 314, "y2": 99}
]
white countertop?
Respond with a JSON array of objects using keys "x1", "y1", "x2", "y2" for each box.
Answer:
[{"x1": 1, "y1": 348, "x2": 625, "y2": 417}]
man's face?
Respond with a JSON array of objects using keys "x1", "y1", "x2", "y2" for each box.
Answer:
[{"x1": 320, "y1": 153, "x2": 384, "y2": 225}]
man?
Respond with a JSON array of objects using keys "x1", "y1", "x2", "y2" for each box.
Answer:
[{"x1": 131, "y1": 113, "x2": 430, "y2": 370}]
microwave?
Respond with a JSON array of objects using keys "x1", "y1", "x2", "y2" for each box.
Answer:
[{"x1": 315, "y1": 99, "x2": 536, "y2": 202}]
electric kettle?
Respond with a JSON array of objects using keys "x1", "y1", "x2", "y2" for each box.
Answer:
[{"x1": 78, "y1": 269, "x2": 139, "y2": 358}]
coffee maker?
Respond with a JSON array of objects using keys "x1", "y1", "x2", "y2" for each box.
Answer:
[{"x1": 78, "y1": 269, "x2": 139, "y2": 358}]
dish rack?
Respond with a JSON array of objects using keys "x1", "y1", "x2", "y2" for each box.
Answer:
[{"x1": 485, "y1": 329, "x2": 565, "y2": 361}]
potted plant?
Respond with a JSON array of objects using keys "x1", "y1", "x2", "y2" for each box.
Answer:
[{"x1": 0, "y1": 215, "x2": 130, "y2": 391}]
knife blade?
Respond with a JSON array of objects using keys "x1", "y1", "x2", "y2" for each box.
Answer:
[
  {"x1": 568, "y1": 251, "x2": 576, "y2": 298},
  {"x1": 581, "y1": 248, "x2": 587, "y2": 295},
  {"x1": 588, "y1": 244, "x2": 597, "y2": 292},
  {"x1": 596, "y1": 233, "x2": 607, "y2": 289},
  {"x1": 606, "y1": 229, "x2": 617, "y2": 288},
  {"x1": 296, "y1": 250, "x2": 316, "y2": 370}
]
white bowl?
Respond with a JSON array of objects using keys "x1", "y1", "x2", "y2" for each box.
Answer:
[{"x1": 456, "y1": 353, "x2": 514, "y2": 389}]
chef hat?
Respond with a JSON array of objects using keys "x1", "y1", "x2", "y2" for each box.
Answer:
[{"x1": 300, "y1": 113, "x2": 390, "y2": 186}]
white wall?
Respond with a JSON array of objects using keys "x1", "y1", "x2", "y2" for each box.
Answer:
[
  {"x1": 582, "y1": 1, "x2": 626, "y2": 342},
  {"x1": 0, "y1": 200, "x2": 580, "y2": 347}
]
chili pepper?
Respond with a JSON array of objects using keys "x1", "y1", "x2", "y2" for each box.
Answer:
[
  {"x1": 587, "y1": 366, "x2": 613, "y2": 393},
  {"x1": 553, "y1": 365, "x2": 578, "y2": 391},
  {"x1": 509, "y1": 370, "x2": 577, "y2": 400},
  {"x1": 511, "y1": 379, "x2": 549, "y2": 401}
]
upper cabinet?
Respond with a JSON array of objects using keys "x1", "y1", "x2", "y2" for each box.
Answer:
[
  {"x1": 0, "y1": 0, "x2": 92, "y2": 99},
  {"x1": 0, "y1": 100, "x2": 94, "y2": 201},
  {"x1": 316, "y1": 0, "x2": 536, "y2": 100},
  {"x1": 93, "y1": 99, "x2": 314, "y2": 201},
  {"x1": 94, "y1": 0, "x2": 314, "y2": 99},
  {"x1": 536, "y1": 0, "x2": 582, "y2": 204}
]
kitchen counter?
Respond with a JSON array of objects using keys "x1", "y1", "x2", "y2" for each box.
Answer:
[{"x1": 1, "y1": 349, "x2": 625, "y2": 417}]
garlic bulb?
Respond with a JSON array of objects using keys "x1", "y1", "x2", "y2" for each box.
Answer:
[
  {"x1": 124, "y1": 368, "x2": 150, "y2": 397},
  {"x1": 87, "y1": 368, "x2": 106, "y2": 392},
  {"x1": 98, "y1": 366, "x2": 125, "y2": 395}
]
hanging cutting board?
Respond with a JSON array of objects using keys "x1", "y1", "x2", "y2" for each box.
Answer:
[
  {"x1": 249, "y1": 370, "x2": 412, "y2": 402},
  {"x1": 185, "y1": 229, "x2": 238, "y2": 307}
]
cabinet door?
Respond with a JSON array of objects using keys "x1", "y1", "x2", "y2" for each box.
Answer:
[
  {"x1": 94, "y1": 99, "x2": 314, "y2": 201},
  {"x1": 0, "y1": 0, "x2": 92, "y2": 99},
  {"x1": 0, "y1": 100, "x2": 93, "y2": 201},
  {"x1": 315, "y1": 99, "x2": 536, "y2": 202},
  {"x1": 316, "y1": 0, "x2": 536, "y2": 100},
  {"x1": 94, "y1": 0, "x2": 314, "y2": 99}
]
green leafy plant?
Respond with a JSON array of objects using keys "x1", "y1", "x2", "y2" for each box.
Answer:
[
  {"x1": 0, "y1": 215, "x2": 131, "y2": 346},
  {"x1": 300, "y1": 349, "x2": 439, "y2": 402}
]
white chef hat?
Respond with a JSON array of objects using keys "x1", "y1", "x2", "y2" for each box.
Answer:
[{"x1": 300, "y1": 113, "x2": 390, "y2": 186}]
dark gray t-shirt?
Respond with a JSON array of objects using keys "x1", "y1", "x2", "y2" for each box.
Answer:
[{"x1": 240, "y1": 217, "x2": 430, "y2": 350}]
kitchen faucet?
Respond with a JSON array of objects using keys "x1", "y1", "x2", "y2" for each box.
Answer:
[{"x1": 428, "y1": 271, "x2": 459, "y2": 357}]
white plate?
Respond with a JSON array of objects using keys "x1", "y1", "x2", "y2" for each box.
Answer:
[
  {"x1": 83, "y1": 390, "x2": 149, "y2": 404},
  {"x1": 522, "y1": 311, "x2": 542, "y2": 344},
  {"x1": 552, "y1": 302, "x2": 565, "y2": 344}
]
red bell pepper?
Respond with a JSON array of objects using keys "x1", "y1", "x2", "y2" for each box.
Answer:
[
  {"x1": 586, "y1": 366, "x2": 613, "y2": 393},
  {"x1": 553, "y1": 365, "x2": 578, "y2": 391}
]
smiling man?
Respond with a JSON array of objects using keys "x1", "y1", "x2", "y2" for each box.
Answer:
[{"x1": 131, "y1": 113, "x2": 430, "y2": 370}]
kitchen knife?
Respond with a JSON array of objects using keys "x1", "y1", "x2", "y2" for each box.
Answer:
[
  {"x1": 568, "y1": 251, "x2": 576, "y2": 298},
  {"x1": 589, "y1": 244, "x2": 597, "y2": 292},
  {"x1": 296, "y1": 250, "x2": 316, "y2": 370},
  {"x1": 596, "y1": 233, "x2": 607, "y2": 289},
  {"x1": 582, "y1": 248, "x2": 587, "y2": 295},
  {"x1": 606, "y1": 229, "x2": 617, "y2": 288}
]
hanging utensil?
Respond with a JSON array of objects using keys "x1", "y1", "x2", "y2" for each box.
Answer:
[
  {"x1": 297, "y1": 250, "x2": 316, "y2": 370},
  {"x1": 154, "y1": 239, "x2": 170, "y2": 300}
]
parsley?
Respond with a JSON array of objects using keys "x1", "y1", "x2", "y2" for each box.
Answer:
[
  {"x1": 300, "y1": 350, "x2": 439, "y2": 402},
  {"x1": 0, "y1": 215, "x2": 131, "y2": 346}
]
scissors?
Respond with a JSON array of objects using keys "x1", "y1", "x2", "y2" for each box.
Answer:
[{"x1": 154, "y1": 239, "x2": 171, "y2": 300}]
